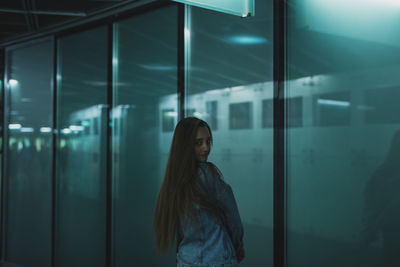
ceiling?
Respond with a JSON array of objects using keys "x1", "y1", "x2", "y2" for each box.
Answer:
[{"x1": 0, "y1": 0, "x2": 128, "y2": 45}]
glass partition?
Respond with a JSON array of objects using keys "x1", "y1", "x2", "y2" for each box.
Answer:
[
  {"x1": 185, "y1": 0, "x2": 273, "y2": 265},
  {"x1": 0, "y1": 51, "x2": 3, "y2": 257},
  {"x1": 56, "y1": 27, "x2": 108, "y2": 267},
  {"x1": 5, "y1": 40, "x2": 53, "y2": 267},
  {"x1": 112, "y1": 5, "x2": 178, "y2": 266},
  {"x1": 286, "y1": 1, "x2": 400, "y2": 266}
]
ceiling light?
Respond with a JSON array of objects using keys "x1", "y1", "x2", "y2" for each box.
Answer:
[
  {"x1": 20, "y1": 127, "x2": 34, "y2": 133},
  {"x1": 9, "y1": 79, "x2": 18, "y2": 86},
  {"x1": 9, "y1": 123, "x2": 22, "y2": 129},
  {"x1": 227, "y1": 35, "x2": 268, "y2": 45},
  {"x1": 40, "y1": 127, "x2": 52, "y2": 133}
]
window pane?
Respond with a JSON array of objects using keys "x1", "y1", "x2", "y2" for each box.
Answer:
[
  {"x1": 229, "y1": 102, "x2": 253, "y2": 129},
  {"x1": 112, "y1": 5, "x2": 178, "y2": 266},
  {"x1": 286, "y1": 1, "x2": 400, "y2": 266},
  {"x1": 56, "y1": 27, "x2": 108, "y2": 267},
  {"x1": 6, "y1": 40, "x2": 53, "y2": 267},
  {"x1": 186, "y1": 0, "x2": 273, "y2": 265}
]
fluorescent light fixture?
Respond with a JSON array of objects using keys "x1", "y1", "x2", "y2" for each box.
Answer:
[
  {"x1": 69, "y1": 125, "x2": 84, "y2": 131},
  {"x1": 384, "y1": 0, "x2": 400, "y2": 6},
  {"x1": 206, "y1": 89, "x2": 221, "y2": 95},
  {"x1": 9, "y1": 79, "x2": 18, "y2": 86},
  {"x1": 9, "y1": 124, "x2": 22, "y2": 129},
  {"x1": 40, "y1": 127, "x2": 52, "y2": 133},
  {"x1": 165, "y1": 111, "x2": 178, "y2": 117},
  {"x1": 20, "y1": 127, "x2": 34, "y2": 133},
  {"x1": 231, "y1": 86, "x2": 245, "y2": 92},
  {"x1": 193, "y1": 112, "x2": 203, "y2": 117},
  {"x1": 227, "y1": 35, "x2": 268, "y2": 45},
  {"x1": 317, "y1": 99, "x2": 350, "y2": 107},
  {"x1": 81, "y1": 120, "x2": 90, "y2": 127},
  {"x1": 61, "y1": 128, "x2": 71, "y2": 134}
]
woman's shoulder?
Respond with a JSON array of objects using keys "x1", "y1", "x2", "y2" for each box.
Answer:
[
  {"x1": 198, "y1": 162, "x2": 221, "y2": 176},
  {"x1": 198, "y1": 162, "x2": 226, "y2": 188}
]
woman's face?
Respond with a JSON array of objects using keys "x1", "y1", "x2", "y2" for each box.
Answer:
[{"x1": 194, "y1": 126, "x2": 211, "y2": 162}]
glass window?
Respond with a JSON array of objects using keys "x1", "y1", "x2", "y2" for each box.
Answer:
[
  {"x1": 364, "y1": 87, "x2": 400, "y2": 124},
  {"x1": 286, "y1": 1, "x2": 400, "y2": 266},
  {"x1": 112, "y1": 5, "x2": 178, "y2": 266},
  {"x1": 262, "y1": 99, "x2": 273, "y2": 128},
  {"x1": 56, "y1": 27, "x2": 108, "y2": 267},
  {"x1": 5, "y1": 40, "x2": 53, "y2": 267},
  {"x1": 313, "y1": 92, "x2": 350, "y2": 126},
  {"x1": 186, "y1": 0, "x2": 273, "y2": 265},
  {"x1": 206, "y1": 100, "x2": 218, "y2": 130},
  {"x1": 185, "y1": 108, "x2": 196, "y2": 117},
  {"x1": 229, "y1": 102, "x2": 253, "y2": 129},
  {"x1": 162, "y1": 108, "x2": 176, "y2": 132},
  {"x1": 288, "y1": 97, "x2": 303, "y2": 128}
]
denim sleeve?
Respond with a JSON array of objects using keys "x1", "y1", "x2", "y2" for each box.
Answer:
[
  {"x1": 198, "y1": 163, "x2": 244, "y2": 251},
  {"x1": 217, "y1": 182, "x2": 244, "y2": 252}
]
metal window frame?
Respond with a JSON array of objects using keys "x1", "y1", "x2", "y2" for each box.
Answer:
[
  {"x1": 51, "y1": 36, "x2": 57, "y2": 267},
  {"x1": 273, "y1": 0, "x2": 287, "y2": 266},
  {"x1": 0, "y1": 47, "x2": 5, "y2": 261},
  {"x1": 106, "y1": 22, "x2": 113, "y2": 267}
]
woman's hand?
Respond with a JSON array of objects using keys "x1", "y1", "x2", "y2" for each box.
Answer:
[{"x1": 236, "y1": 247, "x2": 245, "y2": 263}]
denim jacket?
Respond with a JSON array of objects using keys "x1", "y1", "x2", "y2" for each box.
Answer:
[{"x1": 177, "y1": 162, "x2": 244, "y2": 267}]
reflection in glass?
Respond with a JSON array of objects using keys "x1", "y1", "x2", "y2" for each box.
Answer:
[
  {"x1": 313, "y1": 92, "x2": 350, "y2": 126},
  {"x1": 364, "y1": 87, "x2": 400, "y2": 124},
  {"x1": 162, "y1": 108, "x2": 176, "y2": 132},
  {"x1": 6, "y1": 40, "x2": 53, "y2": 267},
  {"x1": 186, "y1": 0, "x2": 273, "y2": 265},
  {"x1": 363, "y1": 130, "x2": 400, "y2": 266},
  {"x1": 56, "y1": 27, "x2": 108, "y2": 267},
  {"x1": 286, "y1": 0, "x2": 400, "y2": 266},
  {"x1": 112, "y1": 5, "x2": 177, "y2": 266},
  {"x1": 206, "y1": 100, "x2": 218, "y2": 130},
  {"x1": 229, "y1": 102, "x2": 252, "y2": 129}
]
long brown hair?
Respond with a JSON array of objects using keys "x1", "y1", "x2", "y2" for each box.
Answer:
[{"x1": 153, "y1": 117, "x2": 214, "y2": 253}]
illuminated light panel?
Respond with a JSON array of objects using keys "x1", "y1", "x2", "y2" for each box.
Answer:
[
  {"x1": 69, "y1": 125, "x2": 84, "y2": 131},
  {"x1": 20, "y1": 127, "x2": 34, "y2": 133},
  {"x1": 317, "y1": 99, "x2": 350, "y2": 107},
  {"x1": 40, "y1": 127, "x2": 52, "y2": 133},
  {"x1": 206, "y1": 89, "x2": 221, "y2": 95},
  {"x1": 9, "y1": 124, "x2": 22, "y2": 129},
  {"x1": 227, "y1": 35, "x2": 268, "y2": 45},
  {"x1": 165, "y1": 111, "x2": 178, "y2": 117},
  {"x1": 193, "y1": 112, "x2": 203, "y2": 117},
  {"x1": 313, "y1": 0, "x2": 400, "y2": 7},
  {"x1": 61, "y1": 128, "x2": 72, "y2": 134},
  {"x1": 9, "y1": 79, "x2": 18, "y2": 86}
]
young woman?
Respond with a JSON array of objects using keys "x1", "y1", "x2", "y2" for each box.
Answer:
[{"x1": 154, "y1": 117, "x2": 245, "y2": 267}]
